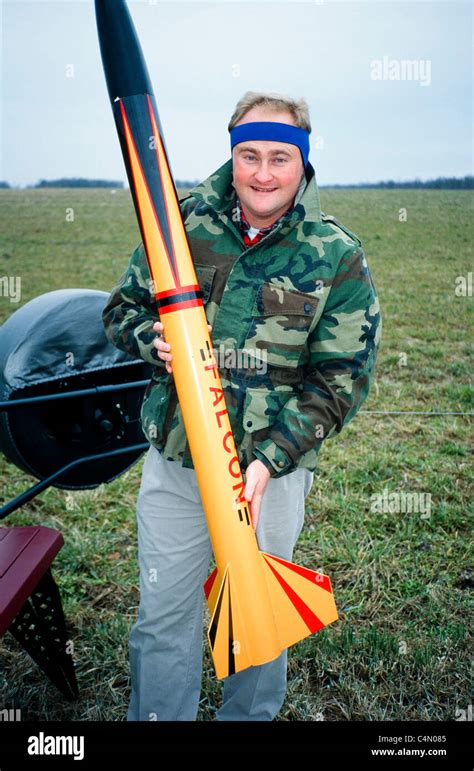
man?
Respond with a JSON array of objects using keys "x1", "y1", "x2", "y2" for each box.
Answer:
[{"x1": 102, "y1": 91, "x2": 382, "y2": 721}]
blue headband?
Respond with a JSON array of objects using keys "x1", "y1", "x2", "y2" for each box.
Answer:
[{"x1": 230, "y1": 121, "x2": 310, "y2": 167}]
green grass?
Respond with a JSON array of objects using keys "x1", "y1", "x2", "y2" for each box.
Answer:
[{"x1": 0, "y1": 187, "x2": 472, "y2": 721}]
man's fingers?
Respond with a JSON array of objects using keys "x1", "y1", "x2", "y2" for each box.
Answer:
[
  {"x1": 244, "y1": 473, "x2": 257, "y2": 502},
  {"x1": 157, "y1": 343, "x2": 171, "y2": 353},
  {"x1": 245, "y1": 460, "x2": 271, "y2": 531},
  {"x1": 154, "y1": 319, "x2": 210, "y2": 373},
  {"x1": 249, "y1": 492, "x2": 263, "y2": 531},
  {"x1": 153, "y1": 340, "x2": 172, "y2": 357},
  {"x1": 153, "y1": 319, "x2": 171, "y2": 358},
  {"x1": 245, "y1": 472, "x2": 262, "y2": 531}
]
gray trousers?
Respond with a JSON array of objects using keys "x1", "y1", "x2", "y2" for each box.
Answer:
[{"x1": 127, "y1": 445, "x2": 314, "y2": 721}]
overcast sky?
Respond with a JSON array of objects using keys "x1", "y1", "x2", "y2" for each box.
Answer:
[{"x1": 1, "y1": 0, "x2": 472, "y2": 187}]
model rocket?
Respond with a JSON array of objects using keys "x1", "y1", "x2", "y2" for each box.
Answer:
[{"x1": 95, "y1": 0, "x2": 338, "y2": 679}]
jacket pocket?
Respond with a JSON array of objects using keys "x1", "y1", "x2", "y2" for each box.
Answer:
[
  {"x1": 194, "y1": 263, "x2": 216, "y2": 305},
  {"x1": 242, "y1": 385, "x2": 294, "y2": 434},
  {"x1": 244, "y1": 283, "x2": 320, "y2": 369}
]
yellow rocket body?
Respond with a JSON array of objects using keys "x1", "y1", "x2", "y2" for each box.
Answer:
[{"x1": 114, "y1": 93, "x2": 338, "y2": 679}]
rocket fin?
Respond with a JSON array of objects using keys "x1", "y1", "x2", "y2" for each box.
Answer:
[
  {"x1": 204, "y1": 554, "x2": 338, "y2": 680},
  {"x1": 203, "y1": 565, "x2": 219, "y2": 614},
  {"x1": 206, "y1": 564, "x2": 253, "y2": 679},
  {"x1": 260, "y1": 552, "x2": 339, "y2": 649}
]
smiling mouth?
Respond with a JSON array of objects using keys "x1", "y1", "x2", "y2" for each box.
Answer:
[{"x1": 251, "y1": 186, "x2": 278, "y2": 193}]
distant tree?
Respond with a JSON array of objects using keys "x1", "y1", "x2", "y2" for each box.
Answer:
[
  {"x1": 0, "y1": 181, "x2": 11, "y2": 189},
  {"x1": 33, "y1": 178, "x2": 124, "y2": 189},
  {"x1": 175, "y1": 180, "x2": 200, "y2": 190},
  {"x1": 320, "y1": 176, "x2": 473, "y2": 190}
]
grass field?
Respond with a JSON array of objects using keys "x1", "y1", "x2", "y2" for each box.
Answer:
[{"x1": 0, "y1": 186, "x2": 472, "y2": 721}]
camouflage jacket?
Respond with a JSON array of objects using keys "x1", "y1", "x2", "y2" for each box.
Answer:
[{"x1": 102, "y1": 158, "x2": 382, "y2": 478}]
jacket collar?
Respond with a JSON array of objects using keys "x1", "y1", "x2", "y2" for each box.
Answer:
[{"x1": 188, "y1": 158, "x2": 322, "y2": 224}]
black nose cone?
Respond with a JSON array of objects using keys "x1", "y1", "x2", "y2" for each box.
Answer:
[{"x1": 95, "y1": 0, "x2": 154, "y2": 102}]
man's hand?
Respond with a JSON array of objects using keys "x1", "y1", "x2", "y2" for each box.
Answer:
[
  {"x1": 153, "y1": 320, "x2": 212, "y2": 373},
  {"x1": 244, "y1": 459, "x2": 271, "y2": 531}
]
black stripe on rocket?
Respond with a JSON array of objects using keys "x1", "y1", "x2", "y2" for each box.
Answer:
[
  {"x1": 208, "y1": 572, "x2": 236, "y2": 676},
  {"x1": 114, "y1": 93, "x2": 181, "y2": 286},
  {"x1": 238, "y1": 505, "x2": 251, "y2": 526},
  {"x1": 200, "y1": 340, "x2": 213, "y2": 362},
  {"x1": 227, "y1": 581, "x2": 235, "y2": 676},
  {"x1": 157, "y1": 289, "x2": 203, "y2": 309}
]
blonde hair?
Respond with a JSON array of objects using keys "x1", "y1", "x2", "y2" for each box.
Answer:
[{"x1": 228, "y1": 91, "x2": 312, "y2": 133}]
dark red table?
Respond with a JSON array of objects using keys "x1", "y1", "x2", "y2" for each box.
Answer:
[{"x1": 0, "y1": 525, "x2": 78, "y2": 700}]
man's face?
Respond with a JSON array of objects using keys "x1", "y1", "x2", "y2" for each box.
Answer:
[{"x1": 232, "y1": 106, "x2": 305, "y2": 229}]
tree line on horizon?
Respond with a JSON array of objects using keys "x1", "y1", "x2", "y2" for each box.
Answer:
[
  {"x1": 322, "y1": 175, "x2": 473, "y2": 190},
  {"x1": 0, "y1": 176, "x2": 472, "y2": 190}
]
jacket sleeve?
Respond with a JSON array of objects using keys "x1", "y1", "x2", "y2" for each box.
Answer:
[
  {"x1": 252, "y1": 246, "x2": 382, "y2": 477},
  {"x1": 102, "y1": 241, "x2": 164, "y2": 367},
  {"x1": 102, "y1": 195, "x2": 197, "y2": 366}
]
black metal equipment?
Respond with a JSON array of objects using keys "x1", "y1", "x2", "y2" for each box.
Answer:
[
  {"x1": 0, "y1": 289, "x2": 151, "y2": 503},
  {"x1": 0, "y1": 288, "x2": 154, "y2": 700}
]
